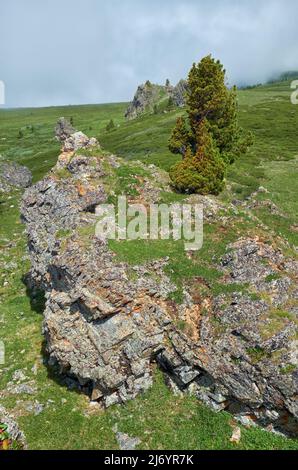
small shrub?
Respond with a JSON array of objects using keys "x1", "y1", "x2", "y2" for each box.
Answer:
[{"x1": 106, "y1": 119, "x2": 115, "y2": 132}]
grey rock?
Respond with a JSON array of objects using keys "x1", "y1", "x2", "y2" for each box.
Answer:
[
  {"x1": 25, "y1": 400, "x2": 44, "y2": 415},
  {"x1": 55, "y1": 117, "x2": 76, "y2": 142},
  {"x1": 113, "y1": 426, "x2": 141, "y2": 450},
  {"x1": 12, "y1": 369, "x2": 27, "y2": 383},
  {"x1": 7, "y1": 382, "x2": 37, "y2": 395},
  {"x1": 0, "y1": 161, "x2": 32, "y2": 192}
]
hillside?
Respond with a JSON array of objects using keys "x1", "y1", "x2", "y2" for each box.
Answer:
[{"x1": 0, "y1": 80, "x2": 297, "y2": 449}]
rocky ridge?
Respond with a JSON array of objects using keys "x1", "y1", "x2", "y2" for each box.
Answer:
[{"x1": 21, "y1": 130, "x2": 298, "y2": 436}]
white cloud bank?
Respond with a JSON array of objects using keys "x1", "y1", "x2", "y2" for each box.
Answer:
[{"x1": 0, "y1": 0, "x2": 297, "y2": 107}]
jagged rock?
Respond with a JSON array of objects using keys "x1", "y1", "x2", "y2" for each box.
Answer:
[
  {"x1": 0, "y1": 161, "x2": 32, "y2": 192},
  {"x1": 125, "y1": 81, "x2": 167, "y2": 120},
  {"x1": 55, "y1": 117, "x2": 98, "y2": 152},
  {"x1": 21, "y1": 145, "x2": 298, "y2": 436},
  {"x1": 55, "y1": 117, "x2": 76, "y2": 142},
  {"x1": 0, "y1": 405, "x2": 27, "y2": 449},
  {"x1": 63, "y1": 132, "x2": 98, "y2": 152},
  {"x1": 125, "y1": 79, "x2": 187, "y2": 120}
]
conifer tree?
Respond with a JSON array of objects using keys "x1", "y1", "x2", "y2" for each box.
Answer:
[{"x1": 169, "y1": 55, "x2": 253, "y2": 193}]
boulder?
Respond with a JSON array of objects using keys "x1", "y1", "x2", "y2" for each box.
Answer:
[{"x1": 0, "y1": 161, "x2": 32, "y2": 192}]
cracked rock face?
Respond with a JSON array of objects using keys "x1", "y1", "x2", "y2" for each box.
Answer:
[
  {"x1": 0, "y1": 161, "x2": 32, "y2": 192},
  {"x1": 21, "y1": 147, "x2": 298, "y2": 436}
]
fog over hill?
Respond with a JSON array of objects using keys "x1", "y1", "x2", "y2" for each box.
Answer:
[{"x1": 1, "y1": 0, "x2": 298, "y2": 107}]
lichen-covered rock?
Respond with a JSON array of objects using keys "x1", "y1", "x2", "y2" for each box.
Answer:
[
  {"x1": 55, "y1": 117, "x2": 76, "y2": 142},
  {"x1": 21, "y1": 144, "x2": 298, "y2": 436},
  {"x1": 63, "y1": 132, "x2": 98, "y2": 152},
  {"x1": 0, "y1": 405, "x2": 27, "y2": 449},
  {"x1": 0, "y1": 161, "x2": 32, "y2": 192}
]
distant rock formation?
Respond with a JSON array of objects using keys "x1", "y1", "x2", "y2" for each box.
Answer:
[
  {"x1": 21, "y1": 125, "x2": 298, "y2": 437},
  {"x1": 0, "y1": 161, "x2": 32, "y2": 192},
  {"x1": 125, "y1": 81, "x2": 167, "y2": 120},
  {"x1": 125, "y1": 79, "x2": 189, "y2": 120}
]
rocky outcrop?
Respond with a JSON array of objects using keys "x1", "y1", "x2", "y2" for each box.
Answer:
[
  {"x1": 125, "y1": 81, "x2": 167, "y2": 120},
  {"x1": 125, "y1": 79, "x2": 188, "y2": 120},
  {"x1": 0, "y1": 161, "x2": 32, "y2": 192},
  {"x1": 21, "y1": 141, "x2": 298, "y2": 436}
]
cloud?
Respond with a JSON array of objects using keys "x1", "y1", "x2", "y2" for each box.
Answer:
[{"x1": 0, "y1": 0, "x2": 297, "y2": 107}]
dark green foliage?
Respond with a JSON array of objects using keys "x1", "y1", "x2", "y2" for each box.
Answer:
[
  {"x1": 170, "y1": 119, "x2": 225, "y2": 194},
  {"x1": 168, "y1": 116, "x2": 191, "y2": 155},
  {"x1": 186, "y1": 55, "x2": 252, "y2": 161},
  {"x1": 106, "y1": 119, "x2": 115, "y2": 132}
]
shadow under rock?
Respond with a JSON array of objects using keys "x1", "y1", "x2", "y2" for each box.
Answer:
[
  {"x1": 40, "y1": 338, "x2": 93, "y2": 399},
  {"x1": 22, "y1": 271, "x2": 46, "y2": 315}
]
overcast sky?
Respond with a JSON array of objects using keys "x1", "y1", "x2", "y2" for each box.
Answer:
[{"x1": 1, "y1": 0, "x2": 297, "y2": 108}]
